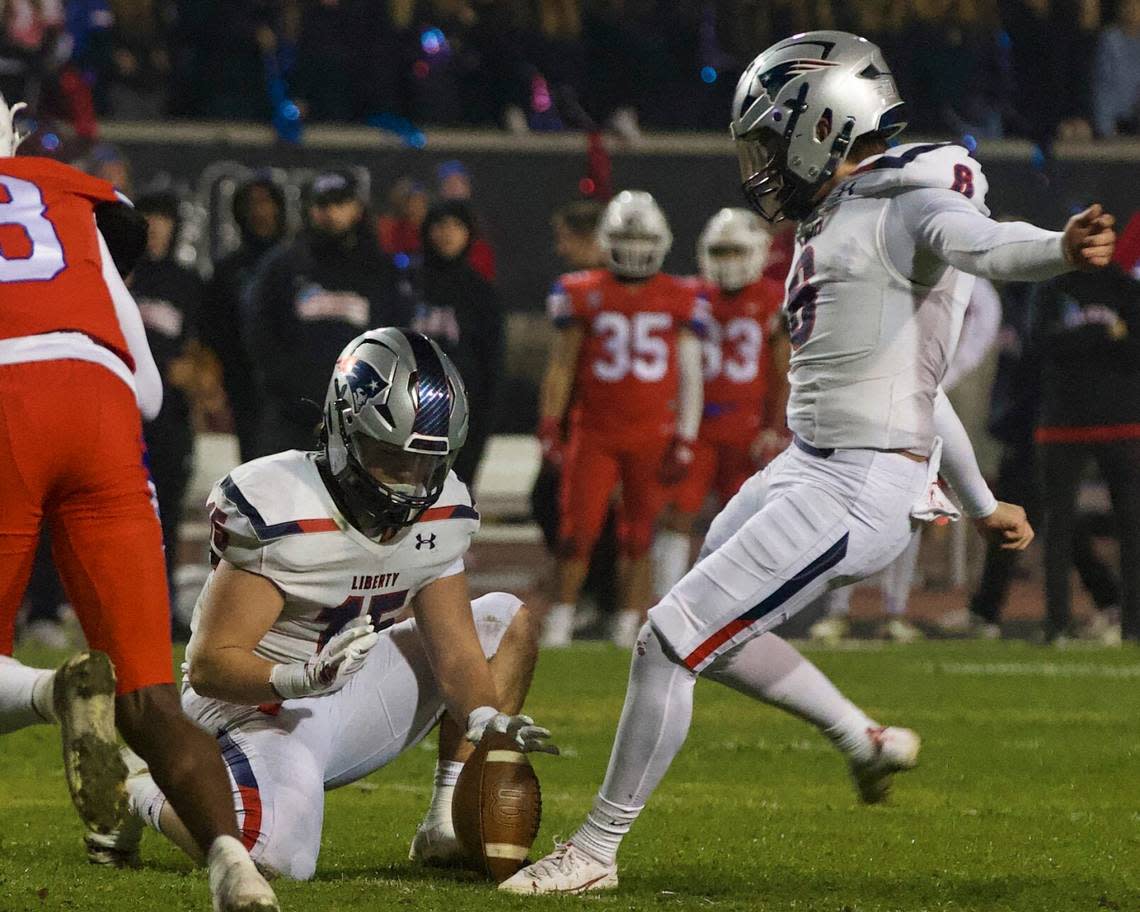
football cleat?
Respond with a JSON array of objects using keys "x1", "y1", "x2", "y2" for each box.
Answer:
[
  {"x1": 850, "y1": 725, "x2": 921, "y2": 804},
  {"x1": 207, "y1": 835, "x2": 279, "y2": 912},
  {"x1": 883, "y1": 618, "x2": 924, "y2": 644},
  {"x1": 499, "y1": 840, "x2": 618, "y2": 895},
  {"x1": 408, "y1": 818, "x2": 465, "y2": 866},
  {"x1": 88, "y1": 747, "x2": 149, "y2": 866},
  {"x1": 809, "y1": 615, "x2": 850, "y2": 644},
  {"x1": 52, "y1": 652, "x2": 132, "y2": 855},
  {"x1": 540, "y1": 604, "x2": 575, "y2": 648},
  {"x1": 937, "y1": 607, "x2": 1000, "y2": 640}
]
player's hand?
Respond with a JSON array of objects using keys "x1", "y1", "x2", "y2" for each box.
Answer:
[
  {"x1": 1062, "y1": 204, "x2": 1116, "y2": 270},
  {"x1": 659, "y1": 436, "x2": 695, "y2": 485},
  {"x1": 537, "y1": 416, "x2": 564, "y2": 468},
  {"x1": 972, "y1": 501, "x2": 1034, "y2": 551},
  {"x1": 269, "y1": 616, "x2": 379, "y2": 700},
  {"x1": 466, "y1": 705, "x2": 560, "y2": 755},
  {"x1": 750, "y1": 427, "x2": 791, "y2": 468}
]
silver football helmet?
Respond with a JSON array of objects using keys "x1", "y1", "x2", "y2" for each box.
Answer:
[
  {"x1": 0, "y1": 92, "x2": 28, "y2": 157},
  {"x1": 730, "y1": 31, "x2": 907, "y2": 222},
  {"x1": 697, "y1": 207, "x2": 771, "y2": 291},
  {"x1": 597, "y1": 190, "x2": 673, "y2": 279},
  {"x1": 323, "y1": 328, "x2": 468, "y2": 537}
]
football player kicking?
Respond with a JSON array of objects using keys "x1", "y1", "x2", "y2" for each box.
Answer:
[
  {"x1": 504, "y1": 30, "x2": 1115, "y2": 894},
  {"x1": 113, "y1": 328, "x2": 556, "y2": 880},
  {"x1": 653, "y1": 207, "x2": 789, "y2": 598}
]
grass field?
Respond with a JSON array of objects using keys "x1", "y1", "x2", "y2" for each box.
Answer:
[{"x1": 2, "y1": 640, "x2": 1138, "y2": 912}]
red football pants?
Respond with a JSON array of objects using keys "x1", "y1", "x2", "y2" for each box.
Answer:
[
  {"x1": 667, "y1": 437, "x2": 757, "y2": 515},
  {"x1": 559, "y1": 425, "x2": 670, "y2": 560},
  {"x1": 0, "y1": 360, "x2": 174, "y2": 694}
]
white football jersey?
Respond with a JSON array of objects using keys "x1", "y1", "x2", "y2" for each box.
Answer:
[
  {"x1": 783, "y1": 142, "x2": 992, "y2": 451},
  {"x1": 191, "y1": 450, "x2": 479, "y2": 666}
]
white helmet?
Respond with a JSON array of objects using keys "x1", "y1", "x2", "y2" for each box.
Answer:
[
  {"x1": 698, "y1": 208, "x2": 771, "y2": 291},
  {"x1": 0, "y1": 93, "x2": 28, "y2": 157},
  {"x1": 730, "y1": 31, "x2": 907, "y2": 222},
  {"x1": 597, "y1": 190, "x2": 673, "y2": 279}
]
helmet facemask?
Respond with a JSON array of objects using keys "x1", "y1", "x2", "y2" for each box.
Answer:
[
  {"x1": 321, "y1": 329, "x2": 468, "y2": 540},
  {"x1": 605, "y1": 229, "x2": 669, "y2": 279}
]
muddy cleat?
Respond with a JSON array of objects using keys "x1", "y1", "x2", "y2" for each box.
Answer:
[
  {"x1": 883, "y1": 618, "x2": 924, "y2": 644},
  {"x1": 408, "y1": 819, "x2": 465, "y2": 866},
  {"x1": 52, "y1": 652, "x2": 131, "y2": 856},
  {"x1": 499, "y1": 840, "x2": 618, "y2": 895},
  {"x1": 87, "y1": 747, "x2": 149, "y2": 866},
  {"x1": 850, "y1": 725, "x2": 921, "y2": 804},
  {"x1": 208, "y1": 835, "x2": 279, "y2": 912}
]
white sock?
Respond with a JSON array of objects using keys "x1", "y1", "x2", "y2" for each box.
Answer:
[
  {"x1": 0, "y1": 656, "x2": 55, "y2": 733},
  {"x1": 126, "y1": 770, "x2": 167, "y2": 835},
  {"x1": 652, "y1": 529, "x2": 692, "y2": 598},
  {"x1": 423, "y1": 760, "x2": 464, "y2": 827},
  {"x1": 572, "y1": 623, "x2": 695, "y2": 864},
  {"x1": 705, "y1": 633, "x2": 876, "y2": 763}
]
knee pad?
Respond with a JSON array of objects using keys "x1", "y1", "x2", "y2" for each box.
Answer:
[{"x1": 471, "y1": 592, "x2": 525, "y2": 657}]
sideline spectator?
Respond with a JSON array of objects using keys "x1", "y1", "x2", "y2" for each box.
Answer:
[
  {"x1": 1030, "y1": 259, "x2": 1140, "y2": 643},
  {"x1": 104, "y1": 0, "x2": 171, "y2": 119},
  {"x1": 436, "y1": 159, "x2": 497, "y2": 281},
  {"x1": 247, "y1": 169, "x2": 401, "y2": 454},
  {"x1": 203, "y1": 175, "x2": 286, "y2": 463},
  {"x1": 1093, "y1": 0, "x2": 1140, "y2": 136},
  {"x1": 377, "y1": 176, "x2": 429, "y2": 260},
  {"x1": 132, "y1": 191, "x2": 206, "y2": 613},
  {"x1": 412, "y1": 199, "x2": 503, "y2": 489}
]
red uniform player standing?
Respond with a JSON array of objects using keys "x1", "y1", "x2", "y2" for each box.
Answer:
[
  {"x1": 538, "y1": 191, "x2": 706, "y2": 648},
  {"x1": 654, "y1": 208, "x2": 790, "y2": 595},
  {"x1": 0, "y1": 96, "x2": 278, "y2": 911}
]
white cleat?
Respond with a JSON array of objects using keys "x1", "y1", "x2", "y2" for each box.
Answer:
[
  {"x1": 208, "y1": 835, "x2": 279, "y2": 912},
  {"x1": 809, "y1": 615, "x2": 850, "y2": 644},
  {"x1": 540, "y1": 604, "x2": 576, "y2": 648},
  {"x1": 408, "y1": 818, "x2": 465, "y2": 866},
  {"x1": 52, "y1": 652, "x2": 132, "y2": 857},
  {"x1": 610, "y1": 611, "x2": 642, "y2": 650},
  {"x1": 883, "y1": 618, "x2": 924, "y2": 644},
  {"x1": 850, "y1": 726, "x2": 921, "y2": 804},
  {"x1": 499, "y1": 841, "x2": 618, "y2": 895}
]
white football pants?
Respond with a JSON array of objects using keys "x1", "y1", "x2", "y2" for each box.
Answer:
[
  {"x1": 650, "y1": 443, "x2": 929, "y2": 671},
  {"x1": 180, "y1": 592, "x2": 522, "y2": 880}
]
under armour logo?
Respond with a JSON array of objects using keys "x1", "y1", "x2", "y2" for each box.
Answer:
[{"x1": 416, "y1": 533, "x2": 437, "y2": 551}]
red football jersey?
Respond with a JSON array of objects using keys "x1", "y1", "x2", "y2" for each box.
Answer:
[
  {"x1": 548, "y1": 270, "x2": 708, "y2": 437},
  {"x1": 0, "y1": 157, "x2": 128, "y2": 364},
  {"x1": 698, "y1": 276, "x2": 785, "y2": 445}
]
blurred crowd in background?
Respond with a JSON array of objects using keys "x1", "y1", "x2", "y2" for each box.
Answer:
[{"x1": 1, "y1": 0, "x2": 1138, "y2": 143}]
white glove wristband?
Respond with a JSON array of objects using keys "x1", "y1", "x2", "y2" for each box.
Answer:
[{"x1": 268, "y1": 662, "x2": 311, "y2": 701}]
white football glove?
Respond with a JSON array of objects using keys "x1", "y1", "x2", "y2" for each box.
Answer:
[
  {"x1": 466, "y1": 705, "x2": 559, "y2": 755},
  {"x1": 269, "y1": 616, "x2": 379, "y2": 700}
]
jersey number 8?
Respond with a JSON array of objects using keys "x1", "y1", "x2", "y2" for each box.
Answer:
[{"x1": 0, "y1": 176, "x2": 66, "y2": 282}]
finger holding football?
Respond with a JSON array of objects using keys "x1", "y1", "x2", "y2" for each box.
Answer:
[
  {"x1": 1062, "y1": 204, "x2": 1116, "y2": 270},
  {"x1": 466, "y1": 705, "x2": 560, "y2": 755}
]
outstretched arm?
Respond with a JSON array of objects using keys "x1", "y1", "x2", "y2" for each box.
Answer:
[{"x1": 894, "y1": 192, "x2": 1115, "y2": 283}]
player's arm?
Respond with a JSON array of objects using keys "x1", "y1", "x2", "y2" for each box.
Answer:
[
  {"x1": 899, "y1": 191, "x2": 1115, "y2": 282},
  {"x1": 660, "y1": 326, "x2": 704, "y2": 483},
  {"x1": 753, "y1": 322, "x2": 791, "y2": 466},
  {"x1": 536, "y1": 322, "x2": 584, "y2": 462},
  {"x1": 187, "y1": 560, "x2": 379, "y2": 704},
  {"x1": 97, "y1": 229, "x2": 163, "y2": 420},
  {"x1": 413, "y1": 572, "x2": 556, "y2": 753},
  {"x1": 932, "y1": 388, "x2": 1033, "y2": 550},
  {"x1": 185, "y1": 561, "x2": 286, "y2": 704}
]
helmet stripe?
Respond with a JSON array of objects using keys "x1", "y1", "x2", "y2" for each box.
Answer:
[{"x1": 405, "y1": 331, "x2": 453, "y2": 440}]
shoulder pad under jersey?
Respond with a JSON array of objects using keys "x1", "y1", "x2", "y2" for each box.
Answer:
[{"x1": 845, "y1": 142, "x2": 990, "y2": 215}]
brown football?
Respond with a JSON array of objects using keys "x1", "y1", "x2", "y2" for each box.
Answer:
[{"x1": 452, "y1": 731, "x2": 542, "y2": 882}]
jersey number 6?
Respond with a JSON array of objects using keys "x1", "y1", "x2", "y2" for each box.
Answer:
[{"x1": 785, "y1": 245, "x2": 817, "y2": 350}]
